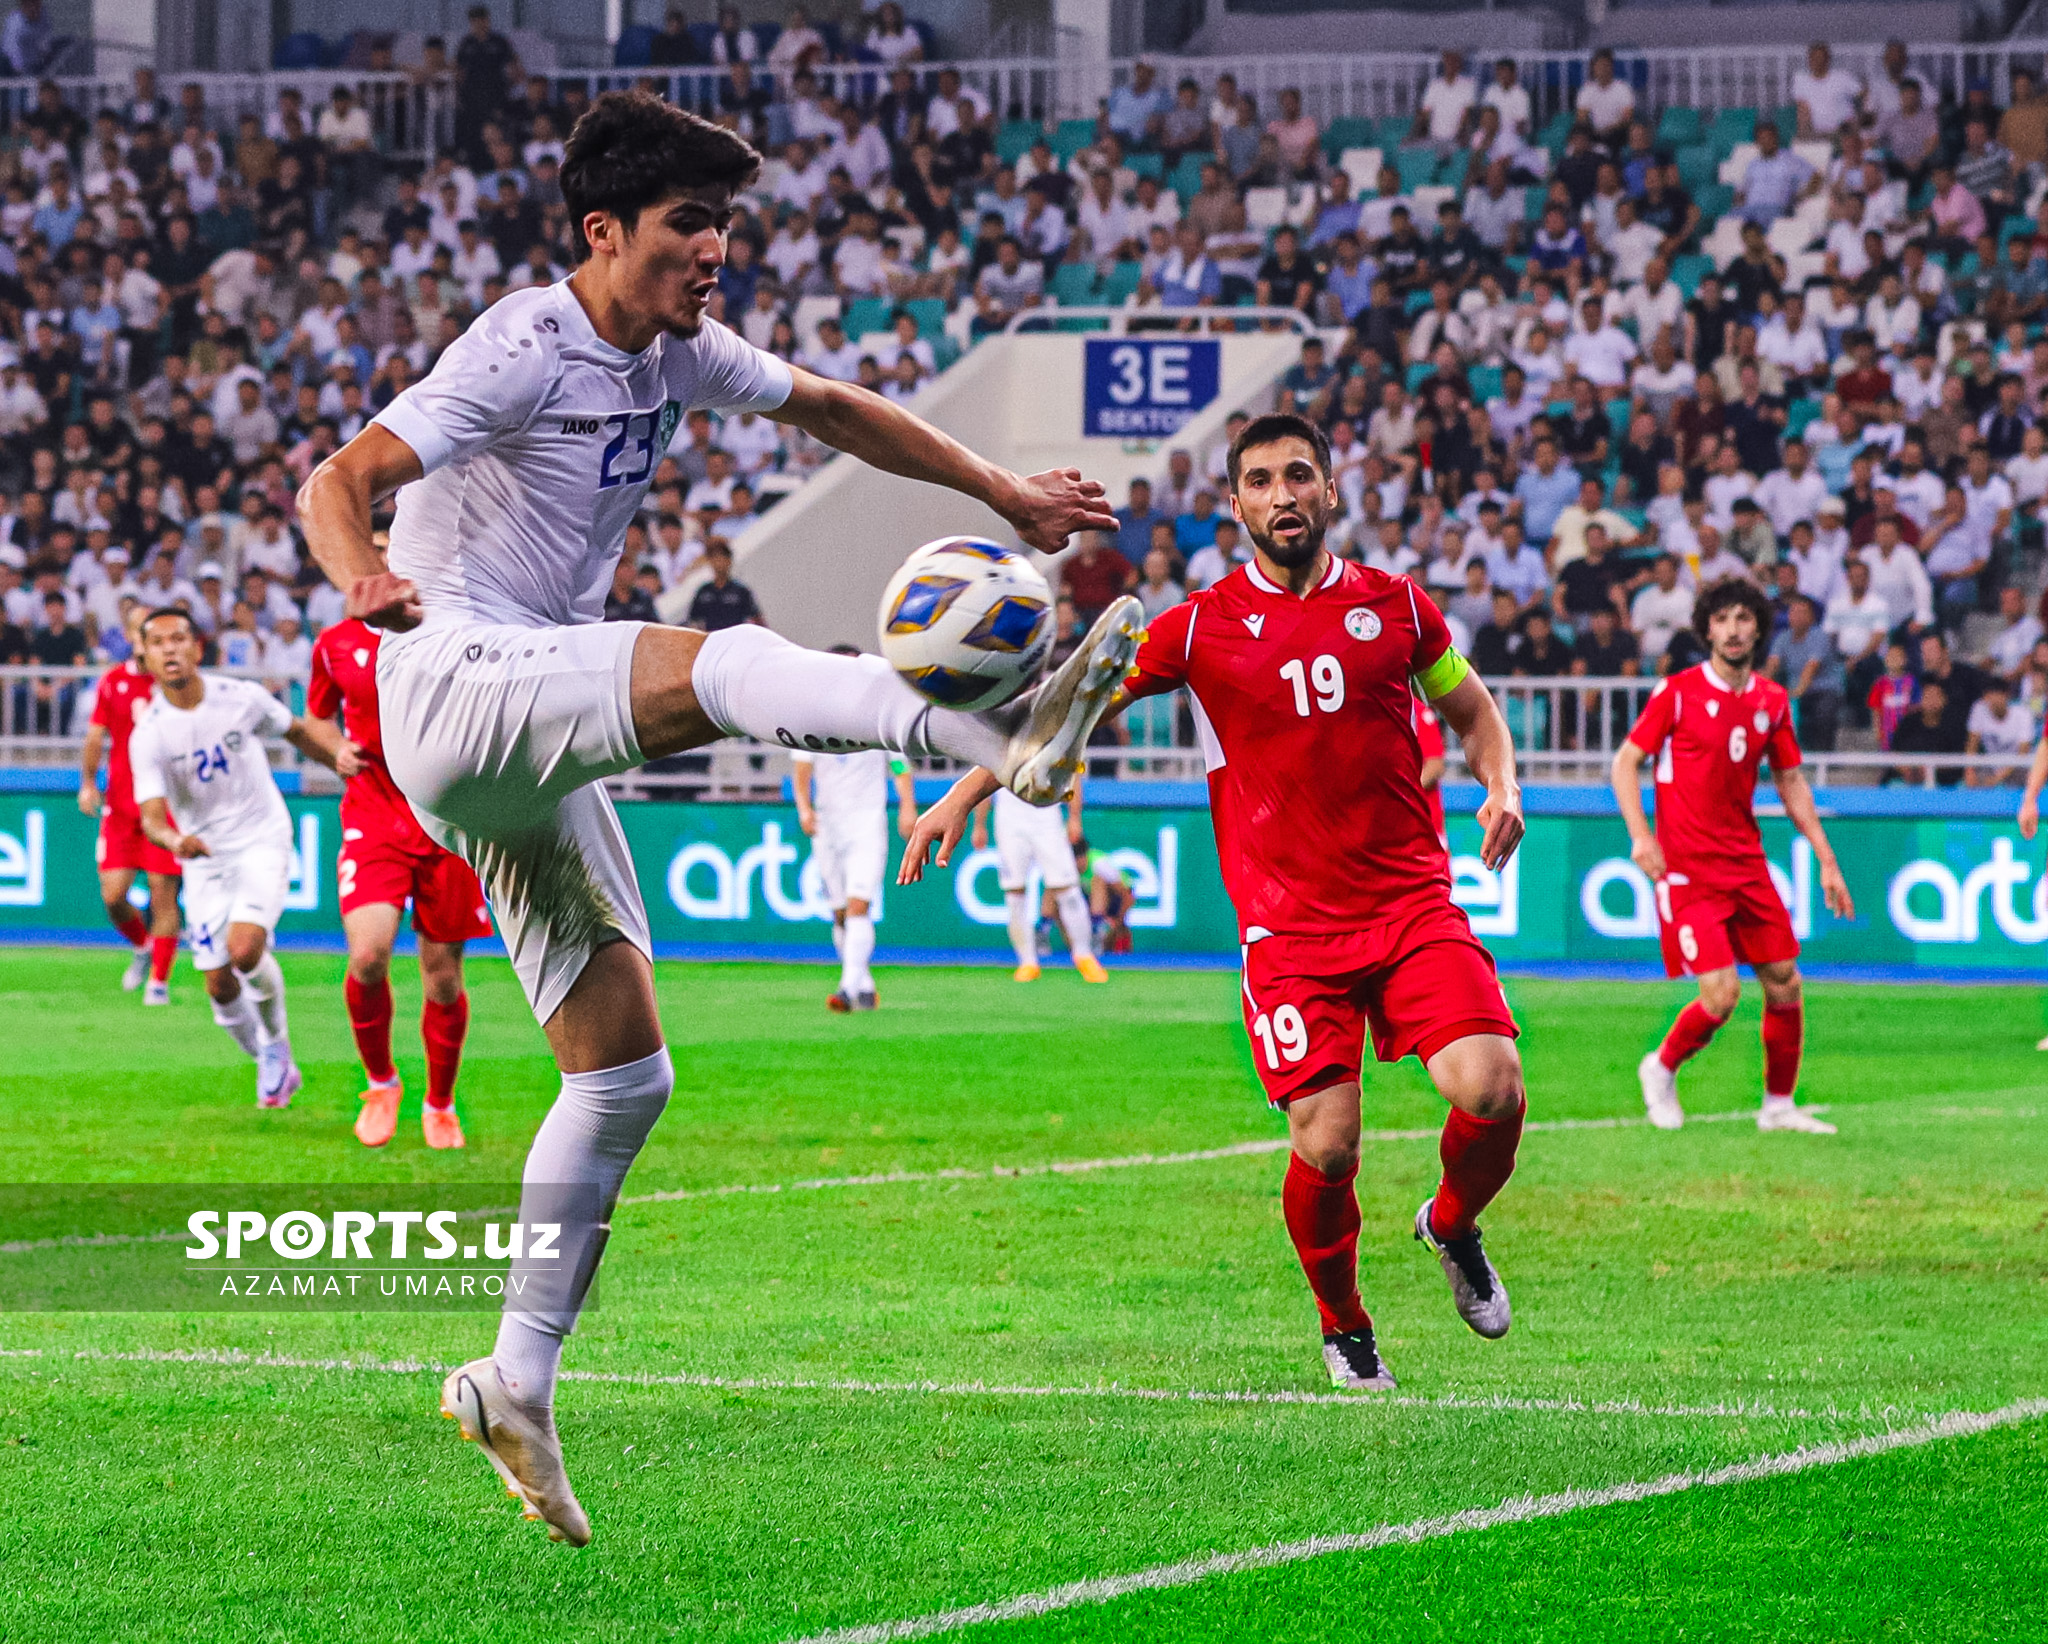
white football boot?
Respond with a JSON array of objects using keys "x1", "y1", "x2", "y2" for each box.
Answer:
[
  {"x1": 992, "y1": 596, "x2": 1145, "y2": 804},
  {"x1": 1757, "y1": 1100, "x2": 1836, "y2": 1135},
  {"x1": 1415, "y1": 1197, "x2": 1512, "y2": 1340},
  {"x1": 1638, "y1": 1050, "x2": 1685, "y2": 1130},
  {"x1": 440, "y1": 1358, "x2": 591, "y2": 1546},
  {"x1": 121, "y1": 947, "x2": 150, "y2": 992}
]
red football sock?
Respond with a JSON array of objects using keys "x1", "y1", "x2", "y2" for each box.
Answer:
[
  {"x1": 1431, "y1": 1098, "x2": 1526, "y2": 1242},
  {"x1": 344, "y1": 974, "x2": 397, "y2": 1086},
  {"x1": 1762, "y1": 1002, "x2": 1803, "y2": 1099},
  {"x1": 1282, "y1": 1153, "x2": 1370, "y2": 1335},
  {"x1": 421, "y1": 993, "x2": 470, "y2": 1111},
  {"x1": 112, "y1": 904, "x2": 148, "y2": 946},
  {"x1": 148, "y1": 934, "x2": 177, "y2": 984},
  {"x1": 1657, "y1": 1000, "x2": 1729, "y2": 1072}
]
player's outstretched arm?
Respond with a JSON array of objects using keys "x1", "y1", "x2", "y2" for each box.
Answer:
[
  {"x1": 1609, "y1": 740, "x2": 1664, "y2": 882},
  {"x1": 285, "y1": 715, "x2": 355, "y2": 776},
  {"x1": 139, "y1": 797, "x2": 206, "y2": 859},
  {"x1": 1772, "y1": 764, "x2": 1854, "y2": 920},
  {"x1": 898, "y1": 768, "x2": 1001, "y2": 884},
  {"x1": 77, "y1": 722, "x2": 104, "y2": 818},
  {"x1": 298, "y1": 425, "x2": 427, "y2": 631},
  {"x1": 1433, "y1": 672, "x2": 1524, "y2": 870},
  {"x1": 771, "y1": 367, "x2": 1116, "y2": 554},
  {"x1": 2019, "y1": 736, "x2": 2048, "y2": 840}
]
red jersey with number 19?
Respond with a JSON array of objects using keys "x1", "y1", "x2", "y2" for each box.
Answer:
[
  {"x1": 1623, "y1": 662, "x2": 1800, "y2": 892},
  {"x1": 1125, "y1": 558, "x2": 1456, "y2": 934}
]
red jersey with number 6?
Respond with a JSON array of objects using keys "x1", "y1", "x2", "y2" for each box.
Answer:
[
  {"x1": 307, "y1": 619, "x2": 433, "y2": 850},
  {"x1": 1124, "y1": 558, "x2": 1455, "y2": 935},
  {"x1": 1623, "y1": 663, "x2": 1800, "y2": 893}
]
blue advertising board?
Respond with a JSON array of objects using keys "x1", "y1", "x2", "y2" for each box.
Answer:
[{"x1": 1082, "y1": 338, "x2": 1221, "y2": 437}]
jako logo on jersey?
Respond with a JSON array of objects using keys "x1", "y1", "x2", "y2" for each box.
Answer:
[
  {"x1": 1242, "y1": 614, "x2": 1265, "y2": 638},
  {"x1": 560, "y1": 418, "x2": 602, "y2": 435},
  {"x1": 1345, "y1": 608, "x2": 1382, "y2": 642}
]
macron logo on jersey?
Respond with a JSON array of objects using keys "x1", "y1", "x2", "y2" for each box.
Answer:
[{"x1": 1242, "y1": 614, "x2": 1265, "y2": 639}]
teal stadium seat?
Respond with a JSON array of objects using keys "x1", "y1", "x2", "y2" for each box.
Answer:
[
  {"x1": 1375, "y1": 114, "x2": 1413, "y2": 150},
  {"x1": 1709, "y1": 106, "x2": 1757, "y2": 154},
  {"x1": 1694, "y1": 183, "x2": 1735, "y2": 222},
  {"x1": 1670, "y1": 253, "x2": 1714, "y2": 297},
  {"x1": 1103, "y1": 261, "x2": 1145, "y2": 304},
  {"x1": 1126, "y1": 152, "x2": 1164, "y2": 181},
  {"x1": 1395, "y1": 148, "x2": 1438, "y2": 192},
  {"x1": 843, "y1": 297, "x2": 892, "y2": 339},
  {"x1": 1674, "y1": 144, "x2": 1716, "y2": 192},
  {"x1": 904, "y1": 298, "x2": 947, "y2": 338},
  {"x1": 1656, "y1": 106, "x2": 1704, "y2": 147},
  {"x1": 1050, "y1": 263, "x2": 1099, "y2": 306},
  {"x1": 1168, "y1": 153, "x2": 1207, "y2": 202},
  {"x1": 1052, "y1": 118, "x2": 1096, "y2": 162},
  {"x1": 995, "y1": 119, "x2": 1040, "y2": 165},
  {"x1": 1321, "y1": 116, "x2": 1375, "y2": 161},
  {"x1": 1467, "y1": 363, "x2": 1503, "y2": 403}
]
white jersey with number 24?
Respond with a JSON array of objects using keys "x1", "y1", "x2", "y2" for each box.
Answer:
[{"x1": 128, "y1": 675, "x2": 294, "y2": 857}]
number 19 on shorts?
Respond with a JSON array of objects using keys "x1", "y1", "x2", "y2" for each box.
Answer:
[{"x1": 1252, "y1": 1003, "x2": 1308, "y2": 1069}]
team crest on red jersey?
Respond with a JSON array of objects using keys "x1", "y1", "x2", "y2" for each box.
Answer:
[
  {"x1": 1345, "y1": 607, "x2": 1382, "y2": 641},
  {"x1": 1753, "y1": 710, "x2": 1770, "y2": 732}
]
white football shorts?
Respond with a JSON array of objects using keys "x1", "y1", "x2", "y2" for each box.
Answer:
[
  {"x1": 996, "y1": 800, "x2": 1079, "y2": 892},
  {"x1": 813, "y1": 810, "x2": 887, "y2": 910},
  {"x1": 375, "y1": 620, "x2": 652, "y2": 1024},
  {"x1": 183, "y1": 841, "x2": 292, "y2": 971}
]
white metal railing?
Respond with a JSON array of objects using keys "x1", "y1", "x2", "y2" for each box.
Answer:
[
  {"x1": 15, "y1": 41, "x2": 2048, "y2": 153},
  {"x1": 1005, "y1": 304, "x2": 1322, "y2": 334},
  {"x1": 9, "y1": 665, "x2": 2027, "y2": 794},
  {"x1": 0, "y1": 70, "x2": 454, "y2": 162}
]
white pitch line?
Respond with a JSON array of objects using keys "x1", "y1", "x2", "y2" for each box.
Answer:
[
  {"x1": 0, "y1": 1343, "x2": 1881, "y2": 1424},
  {"x1": 789, "y1": 1397, "x2": 2048, "y2": 1644}
]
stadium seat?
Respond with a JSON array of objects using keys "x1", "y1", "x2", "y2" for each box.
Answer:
[
  {"x1": 1167, "y1": 153, "x2": 1207, "y2": 203},
  {"x1": 612, "y1": 24, "x2": 656, "y2": 66},
  {"x1": 1050, "y1": 262, "x2": 1099, "y2": 306},
  {"x1": 1791, "y1": 140, "x2": 1832, "y2": 175},
  {"x1": 1769, "y1": 106, "x2": 1798, "y2": 143},
  {"x1": 1127, "y1": 152, "x2": 1164, "y2": 181},
  {"x1": 1103, "y1": 260, "x2": 1145, "y2": 304},
  {"x1": 1656, "y1": 106, "x2": 1704, "y2": 148},
  {"x1": 1321, "y1": 117, "x2": 1375, "y2": 161},
  {"x1": 1338, "y1": 146, "x2": 1383, "y2": 195},
  {"x1": 1052, "y1": 118, "x2": 1096, "y2": 162},
  {"x1": 1787, "y1": 397, "x2": 1824, "y2": 438},
  {"x1": 1767, "y1": 216, "x2": 1817, "y2": 258},
  {"x1": 1673, "y1": 144, "x2": 1716, "y2": 192},
  {"x1": 273, "y1": 30, "x2": 327, "y2": 69},
  {"x1": 1718, "y1": 143, "x2": 1759, "y2": 187},
  {"x1": 1244, "y1": 186, "x2": 1291, "y2": 232},
  {"x1": 1395, "y1": 149, "x2": 1438, "y2": 192},
  {"x1": 1536, "y1": 109, "x2": 1574, "y2": 154},
  {"x1": 903, "y1": 297, "x2": 947, "y2": 338},
  {"x1": 1670, "y1": 252, "x2": 1714, "y2": 297},
  {"x1": 1701, "y1": 214, "x2": 1747, "y2": 267},
  {"x1": 1405, "y1": 360, "x2": 1437, "y2": 390},
  {"x1": 1708, "y1": 106, "x2": 1757, "y2": 153},
  {"x1": 1375, "y1": 115, "x2": 1413, "y2": 151},
  {"x1": 1438, "y1": 150, "x2": 1471, "y2": 191},
  {"x1": 1410, "y1": 184, "x2": 1454, "y2": 222},
  {"x1": 1467, "y1": 363, "x2": 1503, "y2": 403},
  {"x1": 1403, "y1": 288, "x2": 1434, "y2": 317},
  {"x1": 1693, "y1": 182, "x2": 1735, "y2": 222},
  {"x1": 995, "y1": 119, "x2": 1040, "y2": 164},
  {"x1": 844, "y1": 297, "x2": 893, "y2": 339}
]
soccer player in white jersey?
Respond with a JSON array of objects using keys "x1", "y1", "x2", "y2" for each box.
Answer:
[
  {"x1": 297, "y1": 92, "x2": 1140, "y2": 1545},
  {"x1": 974, "y1": 779, "x2": 1107, "y2": 982},
  {"x1": 791, "y1": 649, "x2": 917, "y2": 1011},
  {"x1": 128, "y1": 609, "x2": 350, "y2": 1104}
]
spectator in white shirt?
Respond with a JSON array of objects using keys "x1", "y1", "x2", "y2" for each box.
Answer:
[
  {"x1": 1885, "y1": 442, "x2": 1946, "y2": 530},
  {"x1": 1864, "y1": 272, "x2": 1923, "y2": 356},
  {"x1": 1631, "y1": 554, "x2": 1696, "y2": 665},
  {"x1": 716, "y1": 408, "x2": 783, "y2": 477},
  {"x1": 1483, "y1": 58, "x2": 1533, "y2": 136},
  {"x1": 1860, "y1": 516, "x2": 1935, "y2": 633},
  {"x1": 1757, "y1": 293, "x2": 1828, "y2": 389},
  {"x1": 1793, "y1": 42, "x2": 1864, "y2": 138},
  {"x1": 1575, "y1": 50, "x2": 1636, "y2": 145},
  {"x1": 1824, "y1": 555, "x2": 1893, "y2": 678},
  {"x1": 1416, "y1": 51, "x2": 1478, "y2": 152},
  {"x1": 1965, "y1": 677, "x2": 2037, "y2": 783},
  {"x1": 798, "y1": 316, "x2": 863, "y2": 382},
  {"x1": 1987, "y1": 582, "x2": 2045, "y2": 680},
  {"x1": 1703, "y1": 446, "x2": 1758, "y2": 531},
  {"x1": 1784, "y1": 510, "x2": 1846, "y2": 602},
  {"x1": 827, "y1": 109, "x2": 893, "y2": 193},
  {"x1": 1562, "y1": 295, "x2": 1638, "y2": 390},
  {"x1": 1756, "y1": 440, "x2": 1830, "y2": 539}
]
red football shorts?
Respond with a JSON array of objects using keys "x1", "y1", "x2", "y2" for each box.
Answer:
[
  {"x1": 1656, "y1": 869, "x2": 1799, "y2": 978},
  {"x1": 95, "y1": 806, "x2": 182, "y2": 878},
  {"x1": 338, "y1": 820, "x2": 492, "y2": 943},
  {"x1": 1237, "y1": 900, "x2": 1520, "y2": 1107}
]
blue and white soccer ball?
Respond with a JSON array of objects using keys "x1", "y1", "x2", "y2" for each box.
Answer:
[{"x1": 877, "y1": 536, "x2": 1054, "y2": 711}]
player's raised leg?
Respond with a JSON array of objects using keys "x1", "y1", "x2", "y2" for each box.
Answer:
[
  {"x1": 1754, "y1": 959, "x2": 1834, "y2": 1132},
  {"x1": 1414, "y1": 1032, "x2": 1523, "y2": 1338},
  {"x1": 1640, "y1": 965, "x2": 1739, "y2": 1131},
  {"x1": 342, "y1": 903, "x2": 405, "y2": 1145}
]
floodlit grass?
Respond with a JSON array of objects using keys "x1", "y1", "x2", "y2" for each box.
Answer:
[{"x1": 0, "y1": 950, "x2": 2040, "y2": 1642}]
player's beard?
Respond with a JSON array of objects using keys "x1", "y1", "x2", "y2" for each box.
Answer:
[{"x1": 1247, "y1": 501, "x2": 1327, "y2": 569}]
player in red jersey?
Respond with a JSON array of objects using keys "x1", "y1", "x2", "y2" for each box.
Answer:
[
  {"x1": 902, "y1": 414, "x2": 1529, "y2": 1392},
  {"x1": 307, "y1": 617, "x2": 493, "y2": 1149},
  {"x1": 78, "y1": 604, "x2": 182, "y2": 1003},
  {"x1": 1612, "y1": 579, "x2": 1854, "y2": 1135}
]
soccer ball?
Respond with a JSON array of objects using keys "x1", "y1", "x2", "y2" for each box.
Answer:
[{"x1": 877, "y1": 536, "x2": 1054, "y2": 711}]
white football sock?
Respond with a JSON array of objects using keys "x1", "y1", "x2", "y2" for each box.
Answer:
[
  {"x1": 1005, "y1": 889, "x2": 1035, "y2": 967},
  {"x1": 209, "y1": 987, "x2": 262, "y2": 1059},
  {"x1": 1054, "y1": 885, "x2": 1095, "y2": 960},
  {"x1": 830, "y1": 917, "x2": 845, "y2": 961},
  {"x1": 691, "y1": 625, "x2": 1008, "y2": 770},
  {"x1": 241, "y1": 951, "x2": 288, "y2": 1042},
  {"x1": 492, "y1": 1314, "x2": 564, "y2": 1415},
  {"x1": 841, "y1": 912, "x2": 875, "y2": 995},
  {"x1": 498, "y1": 1046, "x2": 674, "y2": 1411}
]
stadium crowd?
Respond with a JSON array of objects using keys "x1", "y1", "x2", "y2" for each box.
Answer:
[{"x1": 0, "y1": 19, "x2": 2044, "y2": 780}]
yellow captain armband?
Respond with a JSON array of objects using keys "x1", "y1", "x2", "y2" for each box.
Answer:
[{"x1": 1413, "y1": 648, "x2": 1471, "y2": 701}]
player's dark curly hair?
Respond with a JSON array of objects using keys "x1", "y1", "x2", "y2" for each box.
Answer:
[
  {"x1": 1691, "y1": 576, "x2": 1773, "y2": 646},
  {"x1": 560, "y1": 90, "x2": 761, "y2": 261},
  {"x1": 1226, "y1": 412, "x2": 1331, "y2": 492}
]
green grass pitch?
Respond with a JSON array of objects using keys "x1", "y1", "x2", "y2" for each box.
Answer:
[{"x1": 0, "y1": 948, "x2": 2043, "y2": 1642}]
